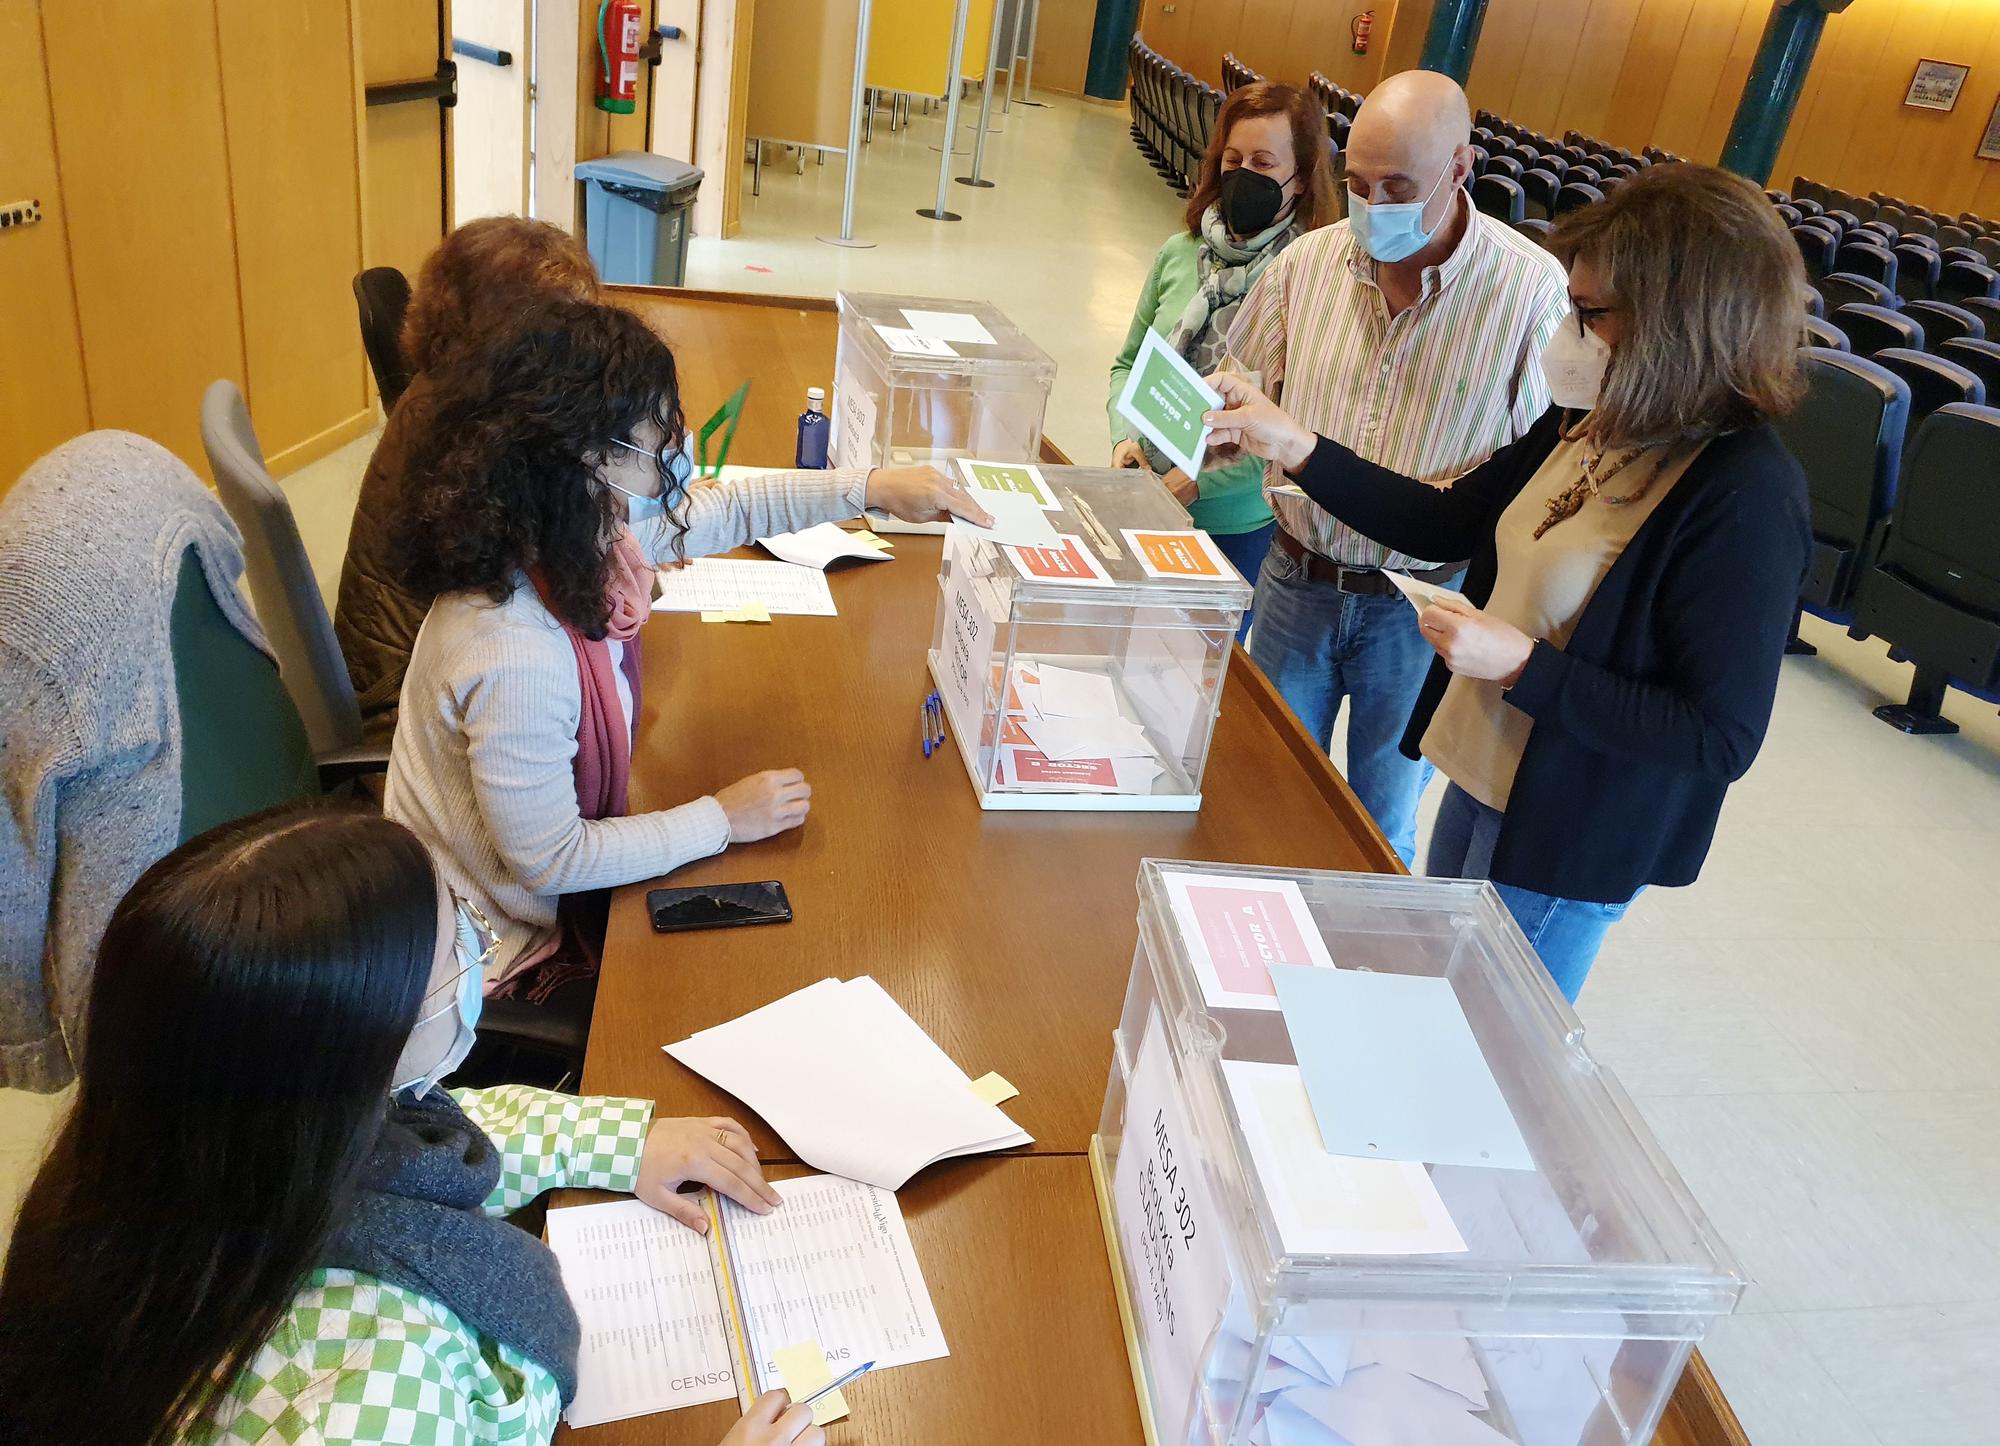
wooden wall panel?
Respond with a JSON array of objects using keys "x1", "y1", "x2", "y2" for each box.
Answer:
[
  {"x1": 1559, "y1": 0, "x2": 1648, "y2": 142},
  {"x1": 41, "y1": 0, "x2": 247, "y2": 472},
  {"x1": 217, "y1": 0, "x2": 372, "y2": 470},
  {"x1": 358, "y1": 0, "x2": 447, "y2": 276},
  {"x1": 0, "y1": 0, "x2": 90, "y2": 488},
  {"x1": 1028, "y1": 0, "x2": 1094, "y2": 96}
]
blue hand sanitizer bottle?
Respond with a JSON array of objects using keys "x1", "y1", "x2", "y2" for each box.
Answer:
[{"x1": 795, "y1": 386, "x2": 830, "y2": 469}]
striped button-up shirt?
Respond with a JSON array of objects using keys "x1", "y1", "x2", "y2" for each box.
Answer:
[{"x1": 1227, "y1": 193, "x2": 1570, "y2": 569}]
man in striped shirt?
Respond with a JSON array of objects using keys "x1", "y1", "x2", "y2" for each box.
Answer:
[{"x1": 1226, "y1": 70, "x2": 1568, "y2": 865}]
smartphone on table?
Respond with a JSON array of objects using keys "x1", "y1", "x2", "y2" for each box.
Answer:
[{"x1": 647, "y1": 881, "x2": 793, "y2": 934}]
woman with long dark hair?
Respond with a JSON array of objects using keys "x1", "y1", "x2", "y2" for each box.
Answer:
[
  {"x1": 385, "y1": 296, "x2": 989, "y2": 1006},
  {"x1": 0, "y1": 805, "x2": 814, "y2": 1446},
  {"x1": 1202, "y1": 164, "x2": 1811, "y2": 999}
]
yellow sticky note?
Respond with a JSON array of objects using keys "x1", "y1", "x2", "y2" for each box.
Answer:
[
  {"x1": 968, "y1": 1071, "x2": 1019, "y2": 1106},
  {"x1": 773, "y1": 1341, "x2": 849, "y2": 1425},
  {"x1": 699, "y1": 605, "x2": 772, "y2": 624}
]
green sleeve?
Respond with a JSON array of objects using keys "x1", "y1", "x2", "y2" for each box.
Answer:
[
  {"x1": 1109, "y1": 242, "x2": 1173, "y2": 451},
  {"x1": 454, "y1": 1084, "x2": 656, "y2": 1214}
]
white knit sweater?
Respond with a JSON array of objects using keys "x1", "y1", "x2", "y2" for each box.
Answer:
[{"x1": 385, "y1": 469, "x2": 868, "y2": 978}]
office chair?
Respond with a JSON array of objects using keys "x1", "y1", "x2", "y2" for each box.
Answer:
[{"x1": 353, "y1": 268, "x2": 414, "y2": 413}]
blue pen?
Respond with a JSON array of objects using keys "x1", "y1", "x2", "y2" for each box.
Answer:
[
  {"x1": 798, "y1": 1358, "x2": 875, "y2": 1410},
  {"x1": 928, "y1": 690, "x2": 946, "y2": 746},
  {"x1": 919, "y1": 699, "x2": 933, "y2": 757}
]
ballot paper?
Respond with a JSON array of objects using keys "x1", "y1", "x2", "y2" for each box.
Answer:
[
  {"x1": 901, "y1": 307, "x2": 997, "y2": 346},
  {"x1": 1221, "y1": 1060, "x2": 1468, "y2": 1257},
  {"x1": 757, "y1": 521, "x2": 892, "y2": 570},
  {"x1": 1158, "y1": 869, "x2": 1336, "y2": 1012},
  {"x1": 1122, "y1": 527, "x2": 1238, "y2": 582},
  {"x1": 1034, "y1": 662, "x2": 1120, "y2": 718},
  {"x1": 1270, "y1": 967, "x2": 1535, "y2": 1172},
  {"x1": 1002, "y1": 535, "x2": 1117, "y2": 586},
  {"x1": 1020, "y1": 715, "x2": 1155, "y2": 761},
  {"x1": 665, "y1": 977, "x2": 1032, "y2": 1190},
  {"x1": 652, "y1": 558, "x2": 837, "y2": 616},
  {"x1": 955, "y1": 487, "x2": 1063, "y2": 548},
  {"x1": 547, "y1": 1175, "x2": 947, "y2": 1429},
  {"x1": 954, "y1": 456, "x2": 1062, "y2": 510},
  {"x1": 1384, "y1": 570, "x2": 1473, "y2": 614},
  {"x1": 1270, "y1": 1370, "x2": 1516, "y2": 1446}
]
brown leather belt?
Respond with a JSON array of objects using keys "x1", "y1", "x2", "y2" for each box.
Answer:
[{"x1": 1272, "y1": 529, "x2": 1464, "y2": 596}]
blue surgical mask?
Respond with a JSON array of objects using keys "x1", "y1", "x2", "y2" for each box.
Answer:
[
  {"x1": 1348, "y1": 154, "x2": 1457, "y2": 263},
  {"x1": 607, "y1": 437, "x2": 692, "y2": 525},
  {"x1": 395, "y1": 899, "x2": 497, "y2": 1098}
]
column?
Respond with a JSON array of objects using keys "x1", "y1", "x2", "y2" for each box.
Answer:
[
  {"x1": 1084, "y1": 0, "x2": 1144, "y2": 102},
  {"x1": 1719, "y1": 0, "x2": 1830, "y2": 186},
  {"x1": 1418, "y1": 0, "x2": 1492, "y2": 84}
]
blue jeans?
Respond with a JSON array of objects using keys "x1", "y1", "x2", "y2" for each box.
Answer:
[
  {"x1": 1426, "y1": 782, "x2": 1636, "y2": 1002},
  {"x1": 1247, "y1": 537, "x2": 1446, "y2": 865},
  {"x1": 1209, "y1": 521, "x2": 1278, "y2": 642}
]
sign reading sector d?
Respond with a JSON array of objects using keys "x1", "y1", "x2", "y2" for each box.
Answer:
[{"x1": 1116, "y1": 329, "x2": 1223, "y2": 479}]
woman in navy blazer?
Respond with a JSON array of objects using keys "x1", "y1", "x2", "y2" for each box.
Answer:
[{"x1": 1205, "y1": 164, "x2": 1811, "y2": 998}]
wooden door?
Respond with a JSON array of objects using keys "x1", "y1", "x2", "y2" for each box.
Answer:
[
  {"x1": 0, "y1": 0, "x2": 90, "y2": 487},
  {"x1": 452, "y1": 0, "x2": 531, "y2": 221},
  {"x1": 360, "y1": 0, "x2": 450, "y2": 282}
]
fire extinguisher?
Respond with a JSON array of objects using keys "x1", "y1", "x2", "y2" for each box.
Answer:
[
  {"x1": 1351, "y1": 9, "x2": 1374, "y2": 54},
  {"x1": 597, "y1": 0, "x2": 642, "y2": 114}
]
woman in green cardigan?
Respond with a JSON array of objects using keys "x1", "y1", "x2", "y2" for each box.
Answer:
[{"x1": 1109, "y1": 80, "x2": 1339, "y2": 636}]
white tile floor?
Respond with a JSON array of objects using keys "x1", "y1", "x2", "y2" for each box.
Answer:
[{"x1": 7, "y1": 92, "x2": 2000, "y2": 1445}]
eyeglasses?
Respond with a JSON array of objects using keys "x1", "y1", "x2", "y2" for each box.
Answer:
[
  {"x1": 417, "y1": 892, "x2": 501, "y2": 1013},
  {"x1": 1573, "y1": 303, "x2": 1618, "y2": 333}
]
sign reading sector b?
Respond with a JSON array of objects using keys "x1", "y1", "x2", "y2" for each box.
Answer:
[{"x1": 1116, "y1": 329, "x2": 1223, "y2": 479}]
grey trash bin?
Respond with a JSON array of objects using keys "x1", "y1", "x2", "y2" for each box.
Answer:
[{"x1": 574, "y1": 152, "x2": 704, "y2": 286}]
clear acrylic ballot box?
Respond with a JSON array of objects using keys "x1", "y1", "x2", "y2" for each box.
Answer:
[
  {"x1": 831, "y1": 292, "x2": 1058, "y2": 474},
  {"x1": 925, "y1": 468, "x2": 1251, "y2": 812},
  {"x1": 1093, "y1": 861, "x2": 1746, "y2": 1446}
]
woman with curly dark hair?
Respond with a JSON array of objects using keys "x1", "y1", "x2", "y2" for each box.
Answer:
[
  {"x1": 336, "y1": 217, "x2": 603, "y2": 742},
  {"x1": 385, "y1": 296, "x2": 985, "y2": 1006}
]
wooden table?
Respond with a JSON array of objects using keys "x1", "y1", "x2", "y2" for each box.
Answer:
[{"x1": 563, "y1": 287, "x2": 1750, "y2": 1446}]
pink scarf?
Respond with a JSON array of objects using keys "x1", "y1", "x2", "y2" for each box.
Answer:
[
  {"x1": 507, "y1": 531, "x2": 652, "y2": 1002},
  {"x1": 532, "y1": 528, "x2": 651, "y2": 821}
]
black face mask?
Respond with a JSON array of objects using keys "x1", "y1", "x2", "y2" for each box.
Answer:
[{"x1": 1217, "y1": 166, "x2": 1294, "y2": 236}]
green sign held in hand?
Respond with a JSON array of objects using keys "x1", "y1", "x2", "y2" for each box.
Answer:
[{"x1": 1115, "y1": 329, "x2": 1223, "y2": 478}]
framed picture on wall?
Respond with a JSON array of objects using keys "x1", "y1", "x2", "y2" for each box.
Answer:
[
  {"x1": 1905, "y1": 59, "x2": 1970, "y2": 112},
  {"x1": 1980, "y1": 96, "x2": 2000, "y2": 161}
]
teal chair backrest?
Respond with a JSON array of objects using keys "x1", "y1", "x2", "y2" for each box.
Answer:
[{"x1": 169, "y1": 546, "x2": 319, "y2": 841}]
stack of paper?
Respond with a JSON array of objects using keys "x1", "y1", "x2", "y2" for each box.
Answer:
[
  {"x1": 547, "y1": 1173, "x2": 949, "y2": 1429},
  {"x1": 992, "y1": 661, "x2": 1165, "y2": 795},
  {"x1": 757, "y1": 521, "x2": 893, "y2": 570},
  {"x1": 664, "y1": 977, "x2": 1032, "y2": 1189}
]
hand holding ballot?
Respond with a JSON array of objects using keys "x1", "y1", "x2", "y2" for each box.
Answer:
[
  {"x1": 635, "y1": 1115, "x2": 784, "y2": 1232},
  {"x1": 863, "y1": 464, "x2": 993, "y2": 527},
  {"x1": 1200, "y1": 371, "x2": 1319, "y2": 474},
  {"x1": 1413, "y1": 597, "x2": 1535, "y2": 686}
]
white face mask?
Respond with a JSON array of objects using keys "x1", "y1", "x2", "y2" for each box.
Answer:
[
  {"x1": 1541, "y1": 315, "x2": 1613, "y2": 410},
  {"x1": 394, "y1": 899, "x2": 497, "y2": 1099}
]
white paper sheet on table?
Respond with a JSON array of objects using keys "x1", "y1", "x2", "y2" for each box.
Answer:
[
  {"x1": 652, "y1": 558, "x2": 837, "y2": 616},
  {"x1": 1220, "y1": 1060, "x2": 1468, "y2": 1257},
  {"x1": 545, "y1": 1199, "x2": 738, "y2": 1426},
  {"x1": 757, "y1": 521, "x2": 892, "y2": 570},
  {"x1": 900, "y1": 308, "x2": 997, "y2": 346},
  {"x1": 1033, "y1": 662, "x2": 1120, "y2": 718},
  {"x1": 664, "y1": 977, "x2": 1032, "y2": 1189},
  {"x1": 1020, "y1": 715, "x2": 1155, "y2": 761},
  {"x1": 547, "y1": 1174, "x2": 948, "y2": 1429}
]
